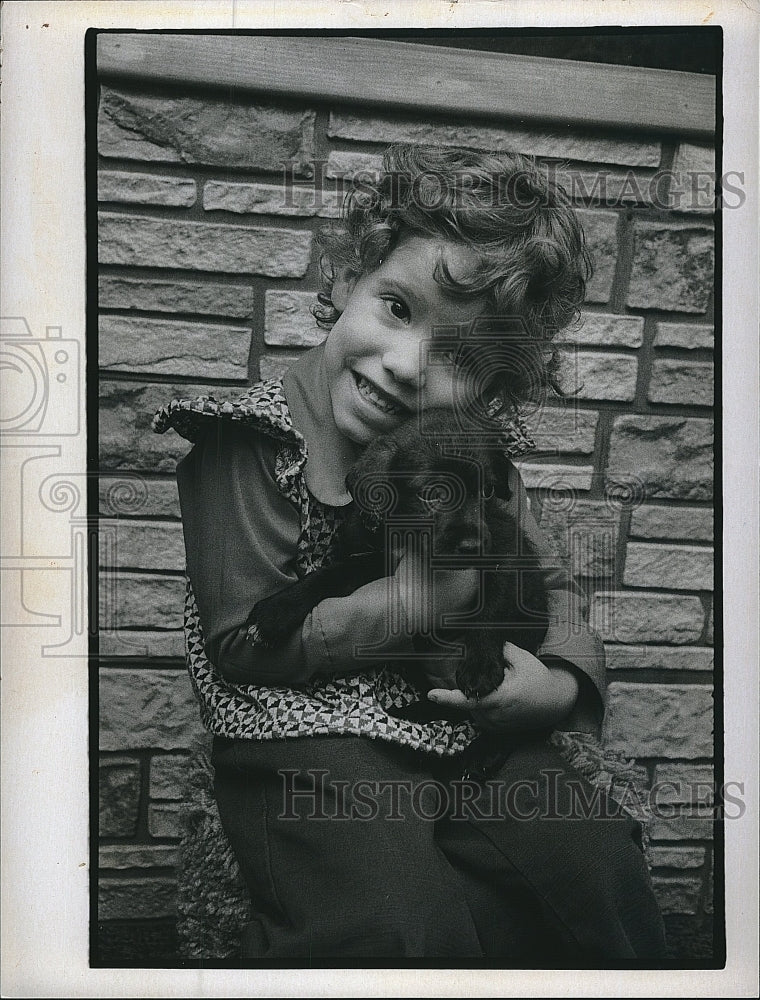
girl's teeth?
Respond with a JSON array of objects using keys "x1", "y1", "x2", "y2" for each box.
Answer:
[{"x1": 356, "y1": 374, "x2": 399, "y2": 414}]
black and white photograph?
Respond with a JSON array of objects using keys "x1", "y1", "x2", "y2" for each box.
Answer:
[{"x1": 1, "y1": 2, "x2": 758, "y2": 997}]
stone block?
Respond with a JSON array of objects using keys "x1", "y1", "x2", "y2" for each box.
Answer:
[
  {"x1": 98, "y1": 275, "x2": 255, "y2": 319},
  {"x1": 705, "y1": 605, "x2": 714, "y2": 645},
  {"x1": 648, "y1": 359, "x2": 714, "y2": 407},
  {"x1": 671, "y1": 142, "x2": 715, "y2": 213},
  {"x1": 99, "y1": 572, "x2": 185, "y2": 630},
  {"x1": 98, "y1": 877, "x2": 177, "y2": 920},
  {"x1": 149, "y1": 754, "x2": 189, "y2": 800},
  {"x1": 651, "y1": 876, "x2": 703, "y2": 914},
  {"x1": 99, "y1": 477, "x2": 181, "y2": 519},
  {"x1": 99, "y1": 380, "x2": 226, "y2": 472},
  {"x1": 576, "y1": 210, "x2": 618, "y2": 303},
  {"x1": 264, "y1": 290, "x2": 327, "y2": 347},
  {"x1": 558, "y1": 349, "x2": 638, "y2": 401},
  {"x1": 328, "y1": 112, "x2": 661, "y2": 166},
  {"x1": 99, "y1": 844, "x2": 179, "y2": 870},
  {"x1": 540, "y1": 500, "x2": 619, "y2": 579},
  {"x1": 98, "y1": 170, "x2": 197, "y2": 207},
  {"x1": 99, "y1": 315, "x2": 251, "y2": 380},
  {"x1": 315, "y1": 189, "x2": 343, "y2": 219},
  {"x1": 202, "y1": 179, "x2": 339, "y2": 217},
  {"x1": 512, "y1": 461, "x2": 594, "y2": 493},
  {"x1": 204, "y1": 179, "x2": 301, "y2": 215},
  {"x1": 99, "y1": 667, "x2": 203, "y2": 751},
  {"x1": 628, "y1": 222, "x2": 714, "y2": 313},
  {"x1": 623, "y1": 542, "x2": 714, "y2": 591},
  {"x1": 604, "y1": 681, "x2": 713, "y2": 757},
  {"x1": 325, "y1": 150, "x2": 383, "y2": 179},
  {"x1": 99, "y1": 212, "x2": 312, "y2": 278},
  {"x1": 590, "y1": 591, "x2": 705, "y2": 644},
  {"x1": 648, "y1": 846, "x2": 706, "y2": 869},
  {"x1": 549, "y1": 165, "x2": 658, "y2": 207},
  {"x1": 604, "y1": 645, "x2": 714, "y2": 671},
  {"x1": 649, "y1": 814, "x2": 714, "y2": 841},
  {"x1": 560, "y1": 313, "x2": 644, "y2": 348},
  {"x1": 99, "y1": 86, "x2": 315, "y2": 174},
  {"x1": 652, "y1": 764, "x2": 714, "y2": 805},
  {"x1": 99, "y1": 758, "x2": 141, "y2": 837},
  {"x1": 148, "y1": 802, "x2": 183, "y2": 839},
  {"x1": 99, "y1": 630, "x2": 185, "y2": 659},
  {"x1": 629, "y1": 506, "x2": 713, "y2": 542},
  {"x1": 671, "y1": 142, "x2": 715, "y2": 178},
  {"x1": 606, "y1": 415, "x2": 713, "y2": 501},
  {"x1": 653, "y1": 321, "x2": 714, "y2": 351},
  {"x1": 527, "y1": 406, "x2": 599, "y2": 455},
  {"x1": 99, "y1": 520, "x2": 186, "y2": 573}
]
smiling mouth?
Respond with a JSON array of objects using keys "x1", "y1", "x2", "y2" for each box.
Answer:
[{"x1": 353, "y1": 372, "x2": 407, "y2": 416}]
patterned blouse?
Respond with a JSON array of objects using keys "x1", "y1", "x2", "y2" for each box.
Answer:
[{"x1": 153, "y1": 378, "x2": 583, "y2": 756}]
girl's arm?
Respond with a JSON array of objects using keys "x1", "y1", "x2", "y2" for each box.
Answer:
[
  {"x1": 510, "y1": 460, "x2": 606, "y2": 732},
  {"x1": 428, "y1": 460, "x2": 606, "y2": 735},
  {"x1": 176, "y1": 421, "x2": 422, "y2": 686}
]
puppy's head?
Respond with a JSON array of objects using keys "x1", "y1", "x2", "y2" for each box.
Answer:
[{"x1": 345, "y1": 412, "x2": 513, "y2": 554}]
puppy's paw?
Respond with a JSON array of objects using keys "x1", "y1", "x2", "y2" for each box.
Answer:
[
  {"x1": 245, "y1": 594, "x2": 293, "y2": 647},
  {"x1": 456, "y1": 646, "x2": 505, "y2": 700}
]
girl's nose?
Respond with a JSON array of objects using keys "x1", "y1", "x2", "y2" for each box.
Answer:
[{"x1": 381, "y1": 347, "x2": 426, "y2": 389}]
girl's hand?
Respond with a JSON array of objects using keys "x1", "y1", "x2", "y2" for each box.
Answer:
[{"x1": 427, "y1": 642, "x2": 580, "y2": 731}]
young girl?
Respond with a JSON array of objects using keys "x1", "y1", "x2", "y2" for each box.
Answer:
[{"x1": 154, "y1": 144, "x2": 666, "y2": 962}]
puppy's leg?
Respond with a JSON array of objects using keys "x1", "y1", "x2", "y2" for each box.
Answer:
[
  {"x1": 246, "y1": 550, "x2": 386, "y2": 646},
  {"x1": 455, "y1": 630, "x2": 506, "y2": 700},
  {"x1": 453, "y1": 563, "x2": 548, "y2": 698}
]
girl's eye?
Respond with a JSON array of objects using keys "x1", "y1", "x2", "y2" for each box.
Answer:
[{"x1": 384, "y1": 297, "x2": 410, "y2": 322}]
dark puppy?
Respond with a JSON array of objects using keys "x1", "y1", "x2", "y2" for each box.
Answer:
[{"x1": 246, "y1": 409, "x2": 550, "y2": 713}]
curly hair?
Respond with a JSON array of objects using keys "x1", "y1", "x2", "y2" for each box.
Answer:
[{"x1": 314, "y1": 143, "x2": 592, "y2": 408}]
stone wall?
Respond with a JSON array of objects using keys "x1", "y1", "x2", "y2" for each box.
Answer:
[{"x1": 96, "y1": 55, "x2": 716, "y2": 940}]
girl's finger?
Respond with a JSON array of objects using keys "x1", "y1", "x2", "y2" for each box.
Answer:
[{"x1": 426, "y1": 688, "x2": 475, "y2": 710}]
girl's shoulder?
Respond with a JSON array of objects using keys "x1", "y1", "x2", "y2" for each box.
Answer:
[{"x1": 152, "y1": 377, "x2": 302, "y2": 449}]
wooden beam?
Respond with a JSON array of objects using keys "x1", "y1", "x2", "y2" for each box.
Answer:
[{"x1": 97, "y1": 33, "x2": 716, "y2": 139}]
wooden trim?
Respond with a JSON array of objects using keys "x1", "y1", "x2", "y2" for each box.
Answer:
[{"x1": 97, "y1": 33, "x2": 715, "y2": 139}]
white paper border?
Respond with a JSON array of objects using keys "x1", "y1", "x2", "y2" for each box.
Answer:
[{"x1": 1, "y1": 1, "x2": 757, "y2": 996}]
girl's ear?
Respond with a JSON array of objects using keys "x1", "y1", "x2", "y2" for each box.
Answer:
[{"x1": 331, "y1": 269, "x2": 359, "y2": 313}]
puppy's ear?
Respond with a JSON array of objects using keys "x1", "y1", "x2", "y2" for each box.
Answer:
[
  {"x1": 345, "y1": 437, "x2": 396, "y2": 496},
  {"x1": 490, "y1": 448, "x2": 513, "y2": 501},
  {"x1": 345, "y1": 437, "x2": 399, "y2": 529}
]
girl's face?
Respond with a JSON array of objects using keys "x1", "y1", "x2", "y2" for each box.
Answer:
[{"x1": 323, "y1": 235, "x2": 489, "y2": 446}]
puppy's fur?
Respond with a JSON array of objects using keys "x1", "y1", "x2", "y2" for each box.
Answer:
[{"x1": 247, "y1": 409, "x2": 550, "y2": 714}]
